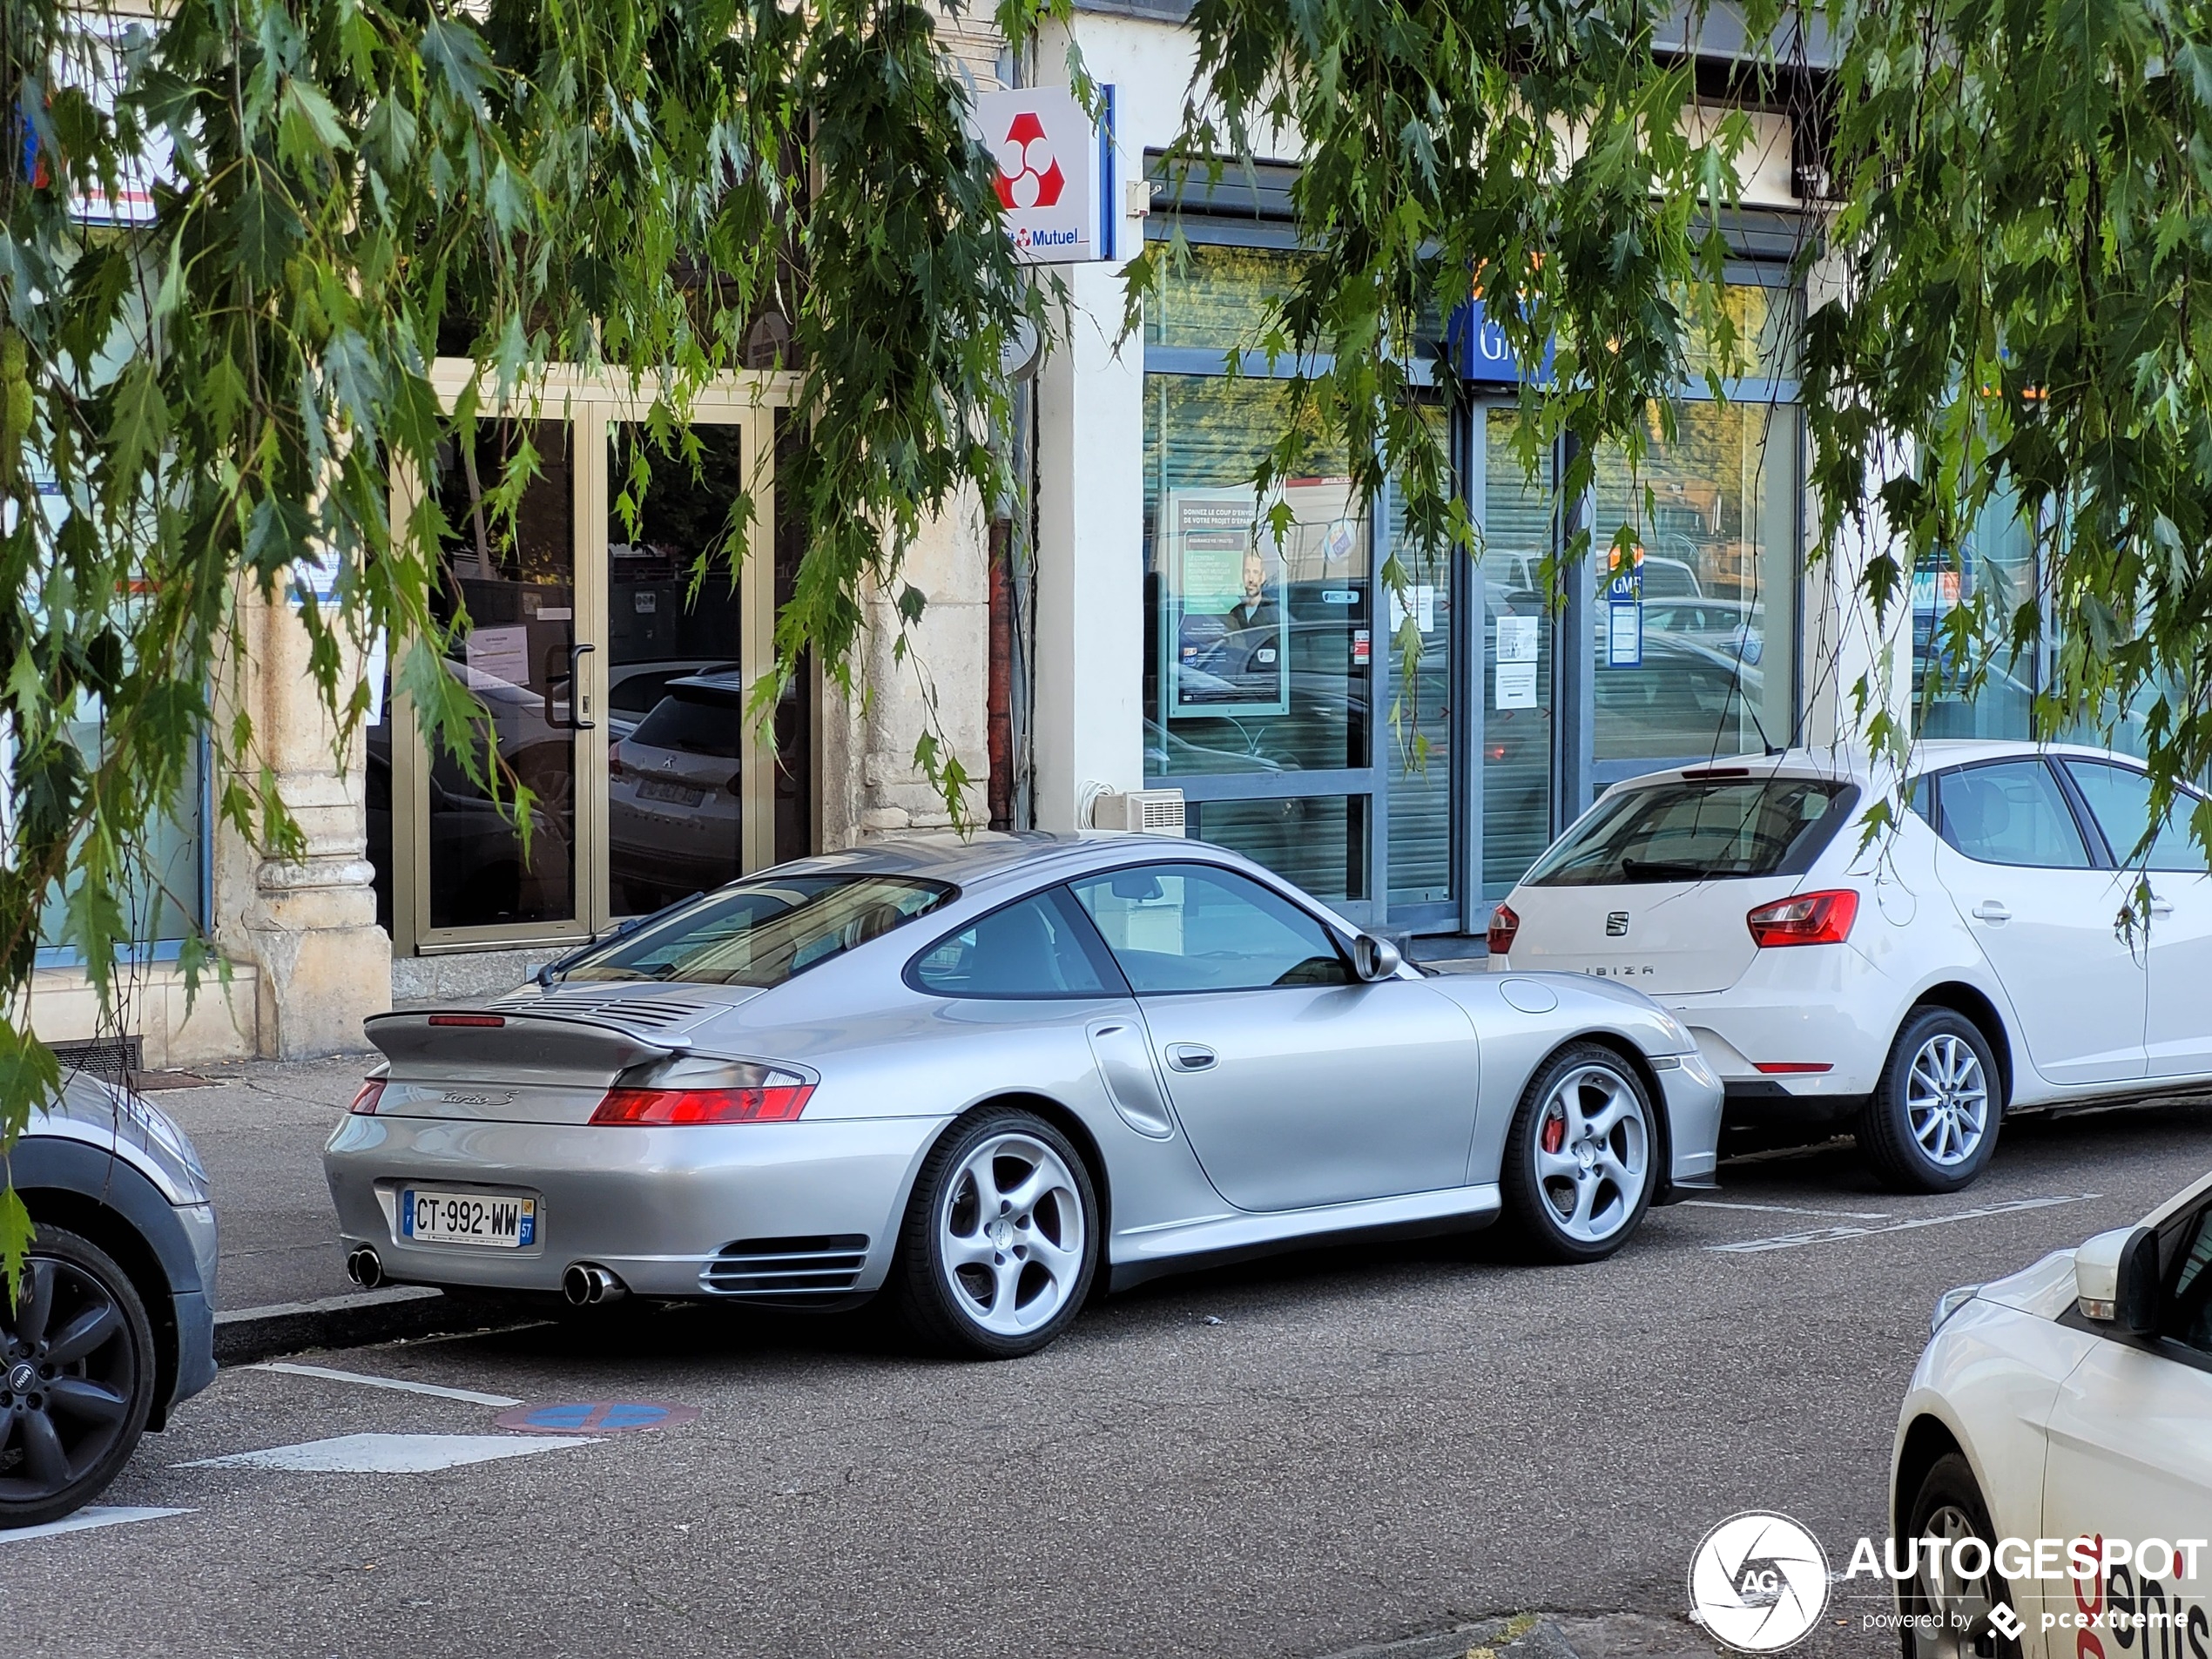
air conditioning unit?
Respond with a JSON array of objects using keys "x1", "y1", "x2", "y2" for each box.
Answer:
[{"x1": 1090, "y1": 787, "x2": 1186, "y2": 836}]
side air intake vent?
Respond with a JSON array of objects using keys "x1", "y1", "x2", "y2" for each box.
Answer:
[{"x1": 700, "y1": 1235, "x2": 870, "y2": 1298}]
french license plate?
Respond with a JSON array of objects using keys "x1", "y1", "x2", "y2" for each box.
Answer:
[
  {"x1": 402, "y1": 1189, "x2": 537, "y2": 1249},
  {"x1": 637, "y1": 779, "x2": 705, "y2": 806}
]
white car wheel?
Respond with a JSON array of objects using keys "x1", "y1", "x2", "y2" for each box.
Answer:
[{"x1": 1900, "y1": 1453, "x2": 2022, "y2": 1659}]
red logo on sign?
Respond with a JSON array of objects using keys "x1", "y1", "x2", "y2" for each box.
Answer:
[{"x1": 994, "y1": 111, "x2": 1065, "y2": 210}]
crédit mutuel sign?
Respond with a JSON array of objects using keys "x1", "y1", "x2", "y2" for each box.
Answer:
[{"x1": 969, "y1": 84, "x2": 1116, "y2": 266}]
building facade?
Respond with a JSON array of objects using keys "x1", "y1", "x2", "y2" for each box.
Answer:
[{"x1": 37, "y1": 0, "x2": 2050, "y2": 1066}]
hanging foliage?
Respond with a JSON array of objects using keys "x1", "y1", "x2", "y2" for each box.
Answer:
[
  {"x1": 10, "y1": 0, "x2": 2212, "y2": 1285},
  {"x1": 0, "y1": 0, "x2": 1052, "y2": 1276}
]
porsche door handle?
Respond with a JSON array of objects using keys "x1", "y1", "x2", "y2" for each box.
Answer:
[
  {"x1": 1970, "y1": 901, "x2": 2012, "y2": 923},
  {"x1": 2149, "y1": 895, "x2": 2175, "y2": 919},
  {"x1": 1165, "y1": 1043, "x2": 1217, "y2": 1073}
]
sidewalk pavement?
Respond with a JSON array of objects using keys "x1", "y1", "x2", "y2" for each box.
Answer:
[{"x1": 142, "y1": 1053, "x2": 521, "y2": 1364}]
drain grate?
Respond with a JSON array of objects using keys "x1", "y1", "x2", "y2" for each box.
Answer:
[{"x1": 50, "y1": 1035, "x2": 144, "y2": 1086}]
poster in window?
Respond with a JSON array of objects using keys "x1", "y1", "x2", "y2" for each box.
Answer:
[
  {"x1": 1163, "y1": 488, "x2": 1289, "y2": 717},
  {"x1": 1162, "y1": 479, "x2": 1365, "y2": 720}
]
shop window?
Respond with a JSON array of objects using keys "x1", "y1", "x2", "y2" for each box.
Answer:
[
  {"x1": 33, "y1": 706, "x2": 206, "y2": 958},
  {"x1": 1143, "y1": 243, "x2": 1305, "y2": 355},
  {"x1": 1187, "y1": 797, "x2": 1370, "y2": 902},
  {"x1": 1913, "y1": 487, "x2": 2036, "y2": 742},
  {"x1": 1142, "y1": 381, "x2": 1372, "y2": 768},
  {"x1": 1589, "y1": 400, "x2": 1800, "y2": 774}
]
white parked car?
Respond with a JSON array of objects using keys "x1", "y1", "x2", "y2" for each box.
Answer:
[
  {"x1": 1889, "y1": 1173, "x2": 2212, "y2": 1656},
  {"x1": 1487, "y1": 742, "x2": 2212, "y2": 1191}
]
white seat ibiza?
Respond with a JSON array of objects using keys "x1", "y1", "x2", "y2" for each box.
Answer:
[
  {"x1": 1488, "y1": 741, "x2": 2212, "y2": 1191},
  {"x1": 1887, "y1": 1171, "x2": 2212, "y2": 1656}
]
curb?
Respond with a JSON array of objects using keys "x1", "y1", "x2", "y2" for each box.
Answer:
[{"x1": 212, "y1": 1285, "x2": 530, "y2": 1366}]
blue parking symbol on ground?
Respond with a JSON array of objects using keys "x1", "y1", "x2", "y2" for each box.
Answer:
[{"x1": 495, "y1": 1400, "x2": 701, "y2": 1435}]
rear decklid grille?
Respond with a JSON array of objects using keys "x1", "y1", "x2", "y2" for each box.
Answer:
[
  {"x1": 490, "y1": 986, "x2": 756, "y2": 1035},
  {"x1": 499, "y1": 995, "x2": 702, "y2": 1030},
  {"x1": 363, "y1": 1010, "x2": 684, "y2": 1124}
]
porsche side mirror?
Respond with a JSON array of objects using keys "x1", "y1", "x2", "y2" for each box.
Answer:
[
  {"x1": 1352, "y1": 933, "x2": 1405, "y2": 981},
  {"x1": 2075, "y1": 1225, "x2": 2161, "y2": 1334}
]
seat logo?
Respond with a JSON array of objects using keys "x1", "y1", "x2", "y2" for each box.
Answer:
[
  {"x1": 1606, "y1": 911, "x2": 1630, "y2": 937},
  {"x1": 1689, "y1": 1512, "x2": 1830, "y2": 1652}
]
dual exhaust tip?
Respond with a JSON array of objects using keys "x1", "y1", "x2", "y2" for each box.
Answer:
[
  {"x1": 347, "y1": 1245, "x2": 625, "y2": 1308},
  {"x1": 562, "y1": 1262, "x2": 626, "y2": 1308}
]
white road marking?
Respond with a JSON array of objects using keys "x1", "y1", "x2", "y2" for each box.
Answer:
[
  {"x1": 251, "y1": 1361, "x2": 522, "y2": 1407},
  {"x1": 0, "y1": 1507, "x2": 193, "y2": 1544},
  {"x1": 1682, "y1": 1199, "x2": 1894, "y2": 1220},
  {"x1": 179, "y1": 1433, "x2": 601, "y2": 1474},
  {"x1": 1708, "y1": 1193, "x2": 2098, "y2": 1254}
]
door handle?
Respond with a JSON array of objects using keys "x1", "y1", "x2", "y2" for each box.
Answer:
[
  {"x1": 1165, "y1": 1042, "x2": 1217, "y2": 1073},
  {"x1": 2149, "y1": 896, "x2": 2175, "y2": 919},
  {"x1": 568, "y1": 642, "x2": 596, "y2": 731},
  {"x1": 1970, "y1": 901, "x2": 2011, "y2": 923}
]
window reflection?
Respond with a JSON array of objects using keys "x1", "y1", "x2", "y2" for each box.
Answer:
[
  {"x1": 1590, "y1": 401, "x2": 1798, "y2": 772},
  {"x1": 426, "y1": 420, "x2": 577, "y2": 930},
  {"x1": 607, "y1": 425, "x2": 747, "y2": 915}
]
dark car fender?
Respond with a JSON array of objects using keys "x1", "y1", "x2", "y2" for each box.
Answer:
[{"x1": 10, "y1": 1137, "x2": 219, "y2": 1429}]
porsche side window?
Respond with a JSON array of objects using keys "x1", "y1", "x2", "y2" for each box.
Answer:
[
  {"x1": 907, "y1": 891, "x2": 1119, "y2": 999},
  {"x1": 1068, "y1": 864, "x2": 1351, "y2": 994}
]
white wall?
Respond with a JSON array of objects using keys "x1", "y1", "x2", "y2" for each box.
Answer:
[{"x1": 1029, "y1": 14, "x2": 1208, "y2": 830}]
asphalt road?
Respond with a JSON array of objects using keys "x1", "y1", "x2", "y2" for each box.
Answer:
[
  {"x1": 149, "y1": 1057, "x2": 372, "y2": 1310},
  {"x1": 10, "y1": 1095, "x2": 2212, "y2": 1659}
]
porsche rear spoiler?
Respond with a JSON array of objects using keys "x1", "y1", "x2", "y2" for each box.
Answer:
[{"x1": 364, "y1": 1008, "x2": 686, "y2": 1082}]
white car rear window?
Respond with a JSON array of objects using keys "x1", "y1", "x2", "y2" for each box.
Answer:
[{"x1": 1525, "y1": 778, "x2": 1857, "y2": 887}]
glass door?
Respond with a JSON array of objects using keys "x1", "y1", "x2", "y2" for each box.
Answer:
[
  {"x1": 388, "y1": 390, "x2": 784, "y2": 955},
  {"x1": 1475, "y1": 406, "x2": 1558, "y2": 905},
  {"x1": 603, "y1": 419, "x2": 763, "y2": 917},
  {"x1": 418, "y1": 417, "x2": 584, "y2": 938}
]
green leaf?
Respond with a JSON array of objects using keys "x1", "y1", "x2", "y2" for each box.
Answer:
[{"x1": 230, "y1": 173, "x2": 303, "y2": 285}]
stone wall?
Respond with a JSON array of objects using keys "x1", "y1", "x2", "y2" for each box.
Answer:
[
  {"x1": 209, "y1": 585, "x2": 392, "y2": 1057},
  {"x1": 817, "y1": 485, "x2": 997, "y2": 846}
]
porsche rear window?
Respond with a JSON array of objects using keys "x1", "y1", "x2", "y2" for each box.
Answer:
[
  {"x1": 561, "y1": 875, "x2": 952, "y2": 986},
  {"x1": 1524, "y1": 778, "x2": 1858, "y2": 887}
]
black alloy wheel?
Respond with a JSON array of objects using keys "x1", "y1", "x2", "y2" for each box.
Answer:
[{"x1": 0, "y1": 1226, "x2": 157, "y2": 1529}]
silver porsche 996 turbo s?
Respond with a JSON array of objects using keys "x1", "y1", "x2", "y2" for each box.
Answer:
[{"x1": 326, "y1": 834, "x2": 1723, "y2": 1358}]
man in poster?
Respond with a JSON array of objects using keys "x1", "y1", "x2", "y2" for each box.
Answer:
[{"x1": 1167, "y1": 489, "x2": 1291, "y2": 714}]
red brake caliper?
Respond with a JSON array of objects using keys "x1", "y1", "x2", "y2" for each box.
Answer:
[{"x1": 1541, "y1": 1109, "x2": 1567, "y2": 1155}]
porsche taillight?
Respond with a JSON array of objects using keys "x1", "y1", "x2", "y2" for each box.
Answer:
[{"x1": 590, "y1": 1082, "x2": 814, "y2": 1125}]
